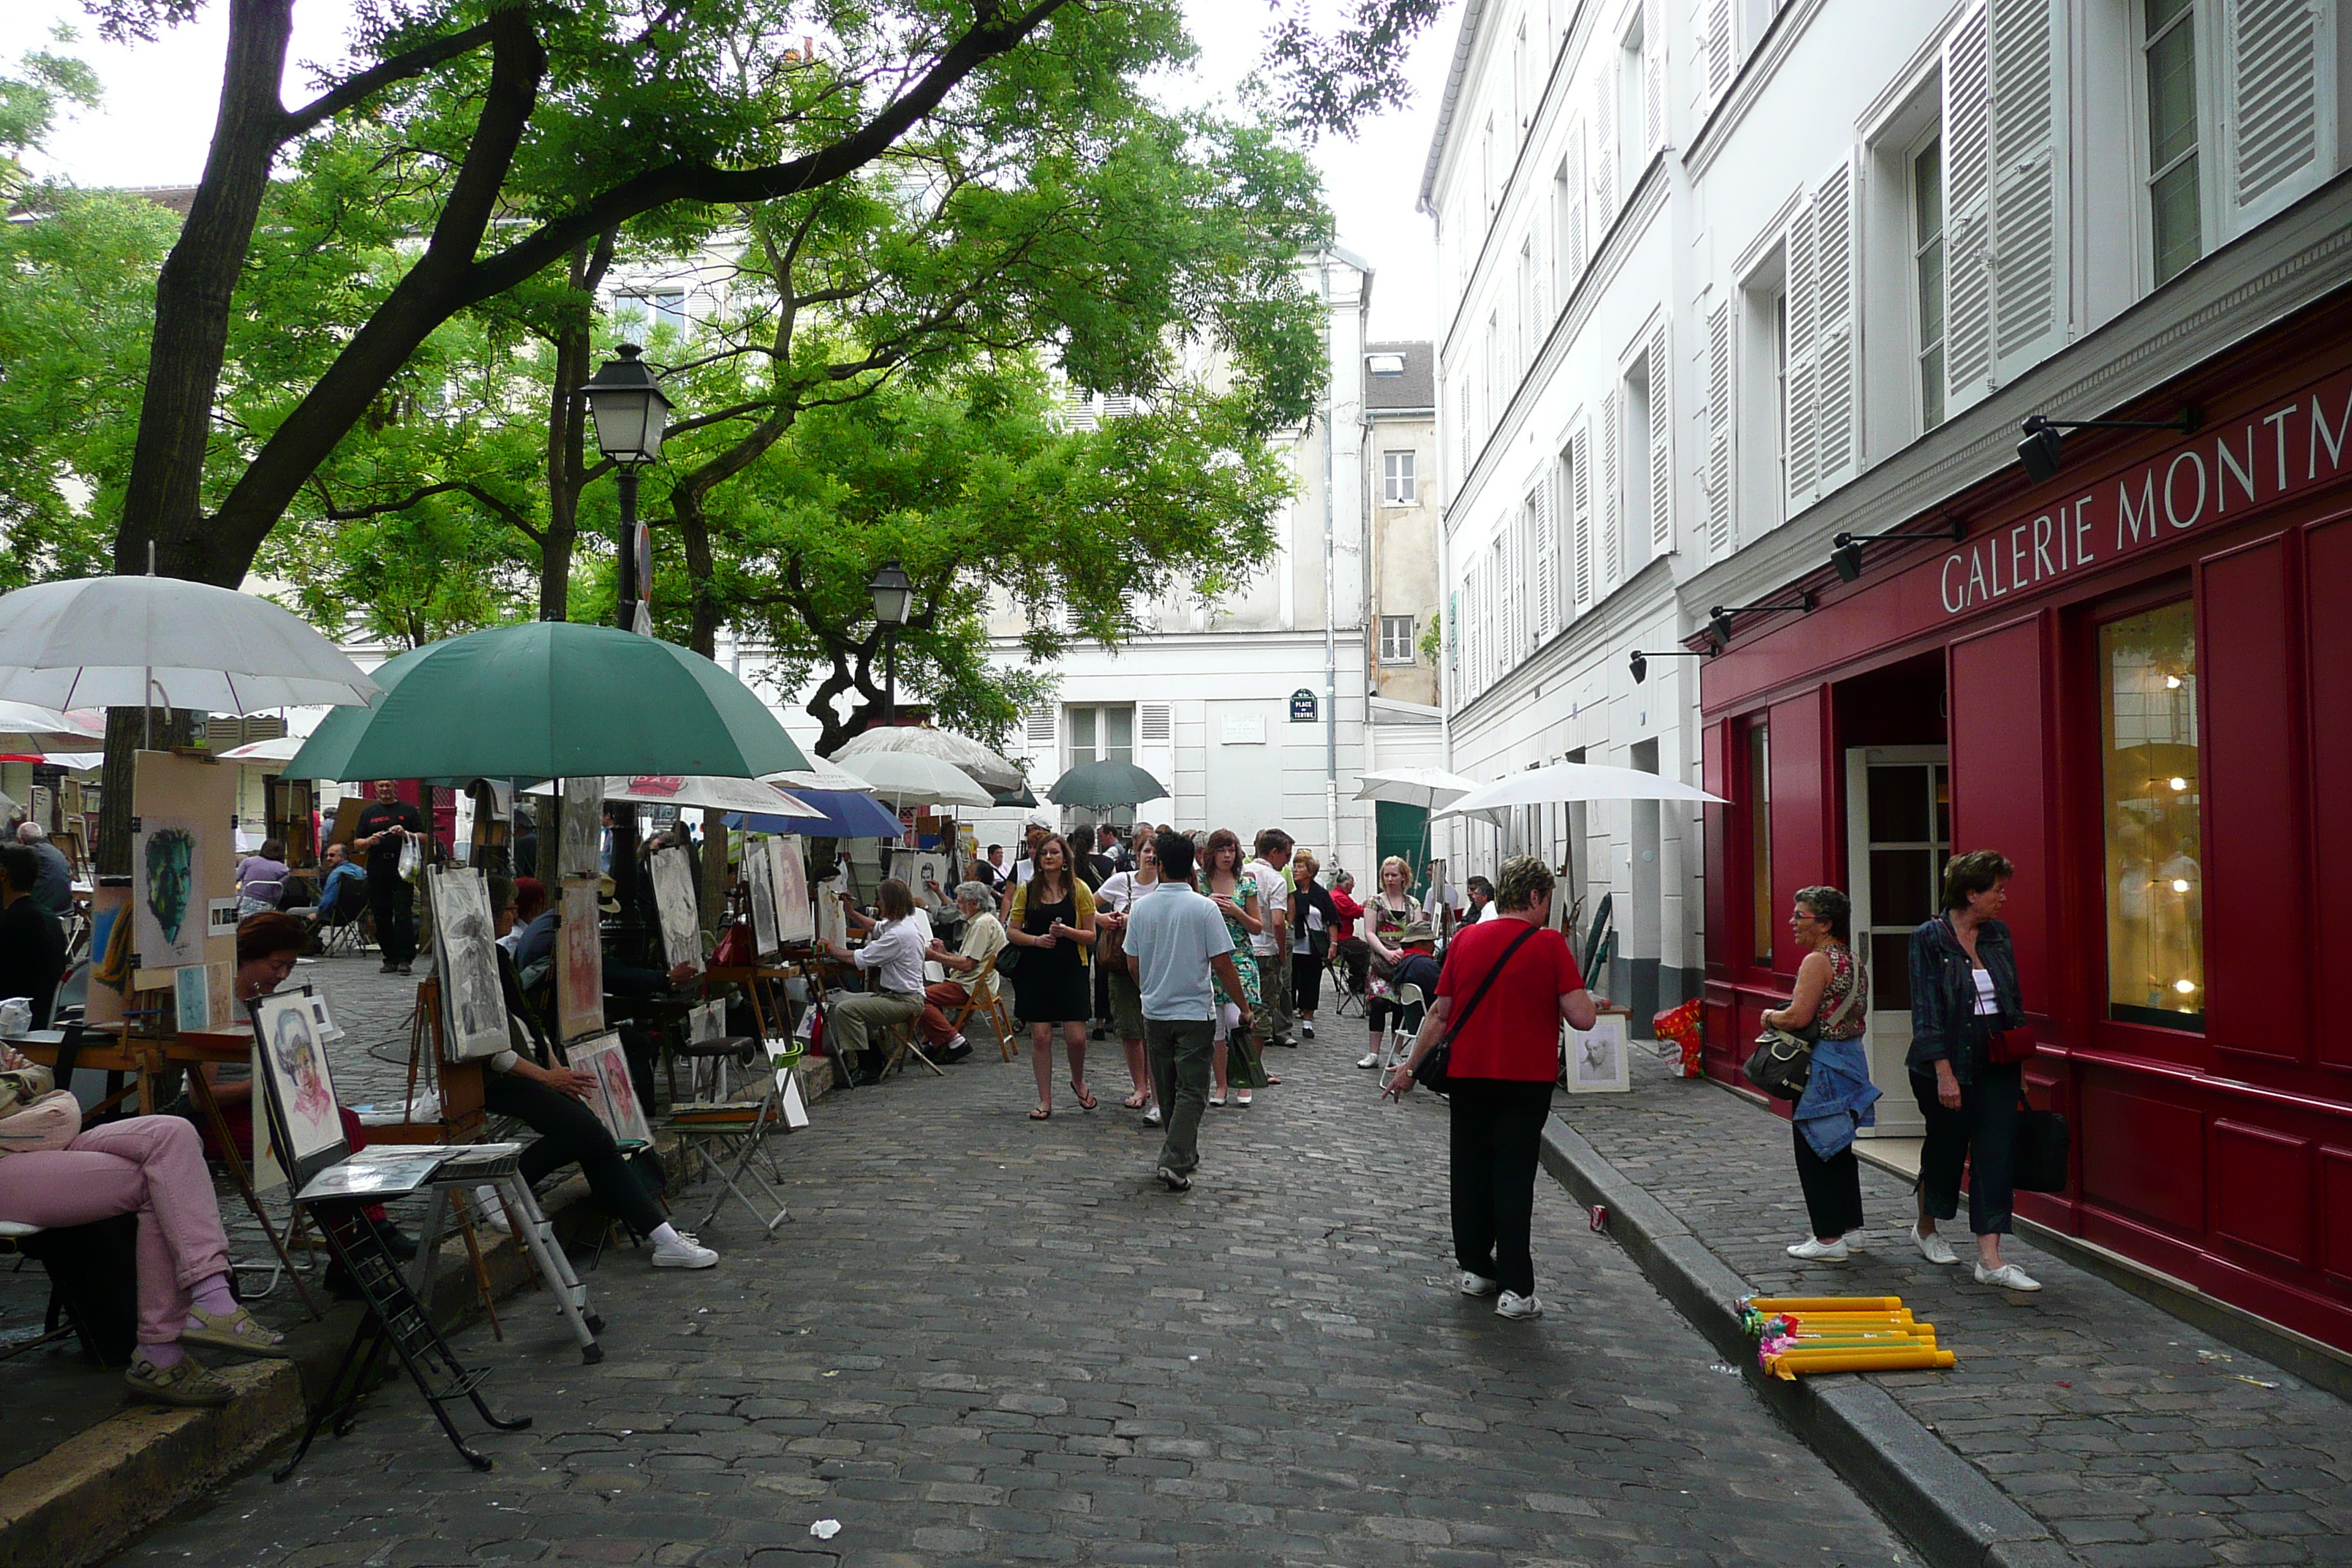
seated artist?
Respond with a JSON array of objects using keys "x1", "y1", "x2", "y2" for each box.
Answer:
[
  {"x1": 0, "y1": 843, "x2": 67, "y2": 1028},
  {"x1": 819, "y1": 878, "x2": 927, "y2": 1084},
  {"x1": 916, "y1": 881, "x2": 1006, "y2": 1063},
  {"x1": 1389, "y1": 919, "x2": 1444, "y2": 1028},
  {"x1": 481, "y1": 877, "x2": 715, "y2": 1270}
]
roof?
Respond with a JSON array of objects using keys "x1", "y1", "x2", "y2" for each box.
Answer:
[
  {"x1": 1417, "y1": 0, "x2": 1493, "y2": 215},
  {"x1": 1364, "y1": 340, "x2": 1435, "y2": 412},
  {"x1": 121, "y1": 186, "x2": 199, "y2": 216}
]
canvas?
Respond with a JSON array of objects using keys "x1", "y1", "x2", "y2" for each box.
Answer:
[
  {"x1": 132, "y1": 751, "x2": 239, "y2": 989},
  {"x1": 744, "y1": 843, "x2": 779, "y2": 957},
  {"x1": 888, "y1": 850, "x2": 950, "y2": 909},
  {"x1": 649, "y1": 847, "x2": 703, "y2": 973},
  {"x1": 173, "y1": 965, "x2": 210, "y2": 1033},
  {"x1": 251, "y1": 990, "x2": 346, "y2": 1165},
  {"x1": 571, "y1": 1032, "x2": 652, "y2": 1146},
  {"x1": 814, "y1": 877, "x2": 847, "y2": 947},
  {"x1": 135, "y1": 817, "x2": 206, "y2": 970},
  {"x1": 429, "y1": 866, "x2": 510, "y2": 1060},
  {"x1": 769, "y1": 835, "x2": 813, "y2": 944},
  {"x1": 557, "y1": 875, "x2": 605, "y2": 1042},
  {"x1": 559, "y1": 777, "x2": 602, "y2": 878},
  {"x1": 1567, "y1": 1015, "x2": 1632, "y2": 1093}
]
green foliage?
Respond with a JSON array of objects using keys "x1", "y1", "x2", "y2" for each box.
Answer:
[
  {"x1": 1418, "y1": 608, "x2": 1442, "y2": 667},
  {"x1": 0, "y1": 31, "x2": 99, "y2": 193}
]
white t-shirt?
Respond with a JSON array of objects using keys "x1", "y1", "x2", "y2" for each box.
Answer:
[
  {"x1": 1245, "y1": 859, "x2": 1289, "y2": 957},
  {"x1": 1292, "y1": 900, "x2": 1323, "y2": 955},
  {"x1": 1095, "y1": 871, "x2": 1158, "y2": 913},
  {"x1": 1970, "y1": 967, "x2": 1999, "y2": 1015}
]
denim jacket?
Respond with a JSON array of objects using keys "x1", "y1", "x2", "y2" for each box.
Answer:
[{"x1": 1906, "y1": 916, "x2": 2026, "y2": 1085}]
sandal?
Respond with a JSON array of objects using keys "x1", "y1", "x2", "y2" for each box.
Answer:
[
  {"x1": 1029, "y1": 1105, "x2": 1052, "y2": 1120},
  {"x1": 1070, "y1": 1081, "x2": 1098, "y2": 1112},
  {"x1": 1120, "y1": 1090, "x2": 1149, "y2": 1109}
]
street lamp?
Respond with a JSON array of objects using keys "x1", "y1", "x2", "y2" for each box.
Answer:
[
  {"x1": 868, "y1": 559, "x2": 913, "y2": 727},
  {"x1": 581, "y1": 343, "x2": 675, "y2": 636}
]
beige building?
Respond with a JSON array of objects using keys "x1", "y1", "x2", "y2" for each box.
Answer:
[{"x1": 1364, "y1": 341, "x2": 1440, "y2": 709}]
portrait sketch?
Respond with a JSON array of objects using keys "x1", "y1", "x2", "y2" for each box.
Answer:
[
  {"x1": 429, "y1": 866, "x2": 510, "y2": 1060},
  {"x1": 173, "y1": 965, "x2": 210, "y2": 1034},
  {"x1": 572, "y1": 1032, "x2": 652, "y2": 1146},
  {"x1": 251, "y1": 990, "x2": 345, "y2": 1163},
  {"x1": 559, "y1": 777, "x2": 602, "y2": 878},
  {"x1": 649, "y1": 847, "x2": 703, "y2": 973},
  {"x1": 744, "y1": 843, "x2": 779, "y2": 957},
  {"x1": 135, "y1": 818, "x2": 205, "y2": 970},
  {"x1": 1567, "y1": 1015, "x2": 1632, "y2": 1093},
  {"x1": 557, "y1": 875, "x2": 605, "y2": 1042},
  {"x1": 769, "y1": 834, "x2": 813, "y2": 944},
  {"x1": 814, "y1": 877, "x2": 847, "y2": 947}
]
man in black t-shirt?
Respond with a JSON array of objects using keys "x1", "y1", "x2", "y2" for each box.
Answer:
[
  {"x1": 351, "y1": 780, "x2": 426, "y2": 974},
  {"x1": 0, "y1": 845, "x2": 67, "y2": 1028}
]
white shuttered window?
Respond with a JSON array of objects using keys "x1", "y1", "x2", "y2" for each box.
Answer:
[
  {"x1": 1531, "y1": 481, "x2": 1560, "y2": 643},
  {"x1": 1601, "y1": 390, "x2": 1623, "y2": 589},
  {"x1": 1704, "y1": 300, "x2": 1733, "y2": 558},
  {"x1": 1569, "y1": 424, "x2": 1594, "y2": 608},
  {"x1": 1648, "y1": 324, "x2": 1673, "y2": 555}
]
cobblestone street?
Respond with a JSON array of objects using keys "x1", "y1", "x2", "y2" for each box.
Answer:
[{"x1": 112, "y1": 1007, "x2": 1910, "y2": 1568}]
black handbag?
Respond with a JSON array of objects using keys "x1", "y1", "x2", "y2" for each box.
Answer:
[
  {"x1": 2013, "y1": 1090, "x2": 2070, "y2": 1193},
  {"x1": 1742, "y1": 955, "x2": 1866, "y2": 1101},
  {"x1": 1411, "y1": 921, "x2": 1542, "y2": 1096}
]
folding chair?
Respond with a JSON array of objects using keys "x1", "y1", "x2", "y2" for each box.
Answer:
[
  {"x1": 1379, "y1": 983, "x2": 1425, "y2": 1090},
  {"x1": 1326, "y1": 948, "x2": 1363, "y2": 1018},
  {"x1": 668, "y1": 1038, "x2": 802, "y2": 1234},
  {"x1": 944, "y1": 955, "x2": 1018, "y2": 1060}
]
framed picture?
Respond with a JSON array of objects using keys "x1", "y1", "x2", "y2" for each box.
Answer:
[
  {"x1": 559, "y1": 777, "x2": 602, "y2": 879},
  {"x1": 429, "y1": 865, "x2": 510, "y2": 1060},
  {"x1": 744, "y1": 840, "x2": 779, "y2": 957},
  {"x1": 557, "y1": 874, "x2": 605, "y2": 1042},
  {"x1": 570, "y1": 1031, "x2": 652, "y2": 1147},
  {"x1": 249, "y1": 987, "x2": 349, "y2": 1188},
  {"x1": 649, "y1": 846, "x2": 703, "y2": 973},
  {"x1": 769, "y1": 835, "x2": 812, "y2": 945},
  {"x1": 173, "y1": 965, "x2": 210, "y2": 1033},
  {"x1": 1567, "y1": 1014, "x2": 1632, "y2": 1094}
]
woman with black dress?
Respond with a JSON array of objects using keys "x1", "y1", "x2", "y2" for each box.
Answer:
[{"x1": 1006, "y1": 834, "x2": 1098, "y2": 1120}]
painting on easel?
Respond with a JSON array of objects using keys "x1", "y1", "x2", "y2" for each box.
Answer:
[
  {"x1": 557, "y1": 874, "x2": 604, "y2": 1042},
  {"x1": 649, "y1": 846, "x2": 703, "y2": 973}
]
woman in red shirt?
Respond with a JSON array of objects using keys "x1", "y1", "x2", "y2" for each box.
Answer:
[{"x1": 1386, "y1": 855, "x2": 1595, "y2": 1321}]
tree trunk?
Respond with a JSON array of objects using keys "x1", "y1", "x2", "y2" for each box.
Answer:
[
  {"x1": 671, "y1": 487, "x2": 736, "y2": 920},
  {"x1": 539, "y1": 230, "x2": 613, "y2": 619}
]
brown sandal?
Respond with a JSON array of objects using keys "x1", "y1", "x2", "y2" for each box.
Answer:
[{"x1": 1069, "y1": 1081, "x2": 1098, "y2": 1111}]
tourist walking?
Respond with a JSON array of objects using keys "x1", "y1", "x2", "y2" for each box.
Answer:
[
  {"x1": 1387, "y1": 855, "x2": 1595, "y2": 1321},
  {"x1": 1359, "y1": 856, "x2": 1426, "y2": 1070},
  {"x1": 1762, "y1": 886, "x2": 1877, "y2": 1260},
  {"x1": 1124, "y1": 830, "x2": 1255, "y2": 1192},
  {"x1": 1201, "y1": 829, "x2": 1266, "y2": 1107},
  {"x1": 1910, "y1": 850, "x2": 2040, "y2": 1291},
  {"x1": 1289, "y1": 850, "x2": 1336, "y2": 1040},
  {"x1": 1006, "y1": 834, "x2": 1098, "y2": 1119},
  {"x1": 352, "y1": 780, "x2": 425, "y2": 975},
  {"x1": 1094, "y1": 835, "x2": 1164, "y2": 1116},
  {"x1": 1244, "y1": 829, "x2": 1296, "y2": 1048}
]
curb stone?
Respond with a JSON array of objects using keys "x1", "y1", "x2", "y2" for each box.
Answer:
[{"x1": 1538, "y1": 1112, "x2": 2075, "y2": 1568}]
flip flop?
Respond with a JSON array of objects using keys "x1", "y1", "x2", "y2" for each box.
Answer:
[
  {"x1": 1120, "y1": 1091, "x2": 1149, "y2": 1109},
  {"x1": 1070, "y1": 1081, "x2": 1098, "y2": 1111},
  {"x1": 1029, "y1": 1106, "x2": 1052, "y2": 1120}
]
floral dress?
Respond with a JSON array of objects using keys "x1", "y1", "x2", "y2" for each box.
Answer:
[{"x1": 1210, "y1": 874, "x2": 1264, "y2": 1006}]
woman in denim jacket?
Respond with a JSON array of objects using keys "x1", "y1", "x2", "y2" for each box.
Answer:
[
  {"x1": 1764, "y1": 886, "x2": 1878, "y2": 1261},
  {"x1": 1907, "y1": 850, "x2": 2039, "y2": 1291}
]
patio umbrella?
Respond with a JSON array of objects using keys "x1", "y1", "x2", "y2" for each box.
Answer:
[
  {"x1": 1353, "y1": 766, "x2": 1480, "y2": 810},
  {"x1": 765, "y1": 753, "x2": 875, "y2": 793},
  {"x1": 282, "y1": 621, "x2": 810, "y2": 783},
  {"x1": 832, "y1": 750, "x2": 992, "y2": 810},
  {"x1": 1435, "y1": 761, "x2": 1727, "y2": 820},
  {"x1": 726, "y1": 788, "x2": 905, "y2": 840},
  {"x1": 218, "y1": 736, "x2": 306, "y2": 764},
  {"x1": 992, "y1": 785, "x2": 1039, "y2": 808},
  {"x1": 1045, "y1": 759, "x2": 1169, "y2": 810},
  {"x1": 594, "y1": 775, "x2": 817, "y2": 815},
  {"x1": 0, "y1": 576, "x2": 380, "y2": 712},
  {"x1": 829, "y1": 725, "x2": 1025, "y2": 795}
]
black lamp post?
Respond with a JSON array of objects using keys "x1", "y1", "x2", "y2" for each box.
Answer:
[
  {"x1": 867, "y1": 559, "x2": 913, "y2": 727},
  {"x1": 579, "y1": 342, "x2": 674, "y2": 938}
]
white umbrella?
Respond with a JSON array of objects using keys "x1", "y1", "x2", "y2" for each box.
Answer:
[
  {"x1": 0, "y1": 576, "x2": 380, "y2": 714},
  {"x1": 1353, "y1": 766, "x2": 1481, "y2": 810},
  {"x1": 828, "y1": 725, "x2": 1026, "y2": 795},
  {"x1": 0, "y1": 700, "x2": 99, "y2": 737},
  {"x1": 598, "y1": 775, "x2": 818, "y2": 815},
  {"x1": 764, "y1": 752, "x2": 875, "y2": 793},
  {"x1": 218, "y1": 735, "x2": 307, "y2": 764},
  {"x1": 1436, "y1": 761, "x2": 1727, "y2": 820},
  {"x1": 832, "y1": 750, "x2": 993, "y2": 810}
]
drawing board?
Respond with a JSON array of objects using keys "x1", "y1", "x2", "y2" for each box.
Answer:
[
  {"x1": 744, "y1": 843, "x2": 779, "y2": 957},
  {"x1": 768, "y1": 834, "x2": 812, "y2": 944},
  {"x1": 557, "y1": 874, "x2": 605, "y2": 1042},
  {"x1": 249, "y1": 988, "x2": 348, "y2": 1187},
  {"x1": 559, "y1": 777, "x2": 602, "y2": 878},
  {"x1": 429, "y1": 865, "x2": 510, "y2": 1060},
  {"x1": 649, "y1": 847, "x2": 703, "y2": 973},
  {"x1": 570, "y1": 1031, "x2": 652, "y2": 1146},
  {"x1": 131, "y1": 751, "x2": 238, "y2": 990}
]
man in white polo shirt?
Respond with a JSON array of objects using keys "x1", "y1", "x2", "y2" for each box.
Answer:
[
  {"x1": 1244, "y1": 828, "x2": 1296, "y2": 1049},
  {"x1": 1126, "y1": 830, "x2": 1254, "y2": 1192}
]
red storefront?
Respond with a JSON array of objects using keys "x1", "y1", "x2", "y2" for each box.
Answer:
[{"x1": 1700, "y1": 290, "x2": 2352, "y2": 1354}]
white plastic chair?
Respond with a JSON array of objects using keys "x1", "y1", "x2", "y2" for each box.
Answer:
[{"x1": 1380, "y1": 982, "x2": 1426, "y2": 1090}]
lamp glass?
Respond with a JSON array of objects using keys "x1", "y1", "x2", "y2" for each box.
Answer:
[
  {"x1": 581, "y1": 344, "x2": 674, "y2": 467},
  {"x1": 868, "y1": 560, "x2": 914, "y2": 627},
  {"x1": 2018, "y1": 424, "x2": 2063, "y2": 483}
]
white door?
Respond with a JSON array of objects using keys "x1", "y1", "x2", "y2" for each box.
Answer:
[{"x1": 1844, "y1": 745, "x2": 1948, "y2": 1138}]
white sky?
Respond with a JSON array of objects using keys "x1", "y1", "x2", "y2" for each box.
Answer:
[{"x1": 4, "y1": 0, "x2": 1455, "y2": 341}]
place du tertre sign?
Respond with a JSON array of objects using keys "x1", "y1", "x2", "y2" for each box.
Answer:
[{"x1": 1938, "y1": 366, "x2": 2352, "y2": 616}]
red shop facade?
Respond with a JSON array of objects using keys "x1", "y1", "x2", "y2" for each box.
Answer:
[{"x1": 1699, "y1": 289, "x2": 2352, "y2": 1354}]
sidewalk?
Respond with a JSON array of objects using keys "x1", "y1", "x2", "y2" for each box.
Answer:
[{"x1": 1543, "y1": 1046, "x2": 2352, "y2": 1567}]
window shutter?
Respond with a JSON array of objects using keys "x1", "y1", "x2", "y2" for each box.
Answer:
[
  {"x1": 1456, "y1": 376, "x2": 1472, "y2": 478},
  {"x1": 1812, "y1": 155, "x2": 1860, "y2": 492},
  {"x1": 1705, "y1": 299, "x2": 1733, "y2": 559},
  {"x1": 1446, "y1": 588, "x2": 1460, "y2": 704},
  {"x1": 1022, "y1": 707, "x2": 1058, "y2": 754},
  {"x1": 1941, "y1": 4, "x2": 1994, "y2": 415},
  {"x1": 1705, "y1": 0, "x2": 1734, "y2": 102},
  {"x1": 1989, "y1": 0, "x2": 2068, "y2": 384},
  {"x1": 1532, "y1": 479, "x2": 1559, "y2": 638},
  {"x1": 1594, "y1": 58, "x2": 1617, "y2": 217},
  {"x1": 1570, "y1": 424, "x2": 1594, "y2": 606},
  {"x1": 1648, "y1": 324, "x2": 1673, "y2": 554},
  {"x1": 1137, "y1": 703, "x2": 1172, "y2": 745},
  {"x1": 1499, "y1": 535, "x2": 1520, "y2": 666},
  {"x1": 1563, "y1": 127, "x2": 1588, "y2": 284},
  {"x1": 1641, "y1": 0, "x2": 1666, "y2": 157},
  {"x1": 1784, "y1": 195, "x2": 1820, "y2": 507},
  {"x1": 1602, "y1": 389, "x2": 1623, "y2": 587},
  {"x1": 2226, "y1": 0, "x2": 2332, "y2": 227}
]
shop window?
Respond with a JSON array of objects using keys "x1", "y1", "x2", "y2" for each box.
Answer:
[
  {"x1": 2100, "y1": 600, "x2": 2204, "y2": 1030},
  {"x1": 1746, "y1": 720, "x2": 1773, "y2": 968}
]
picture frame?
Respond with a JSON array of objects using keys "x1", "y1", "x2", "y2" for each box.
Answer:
[
  {"x1": 1566, "y1": 1014, "x2": 1632, "y2": 1094},
  {"x1": 249, "y1": 987, "x2": 350, "y2": 1191},
  {"x1": 688, "y1": 998, "x2": 726, "y2": 1046},
  {"x1": 649, "y1": 845, "x2": 704, "y2": 973},
  {"x1": 570, "y1": 1030, "x2": 652, "y2": 1147},
  {"x1": 429, "y1": 865, "x2": 511, "y2": 1060},
  {"x1": 769, "y1": 834, "x2": 812, "y2": 945},
  {"x1": 744, "y1": 840, "x2": 779, "y2": 958},
  {"x1": 557, "y1": 874, "x2": 605, "y2": 1042},
  {"x1": 173, "y1": 965, "x2": 210, "y2": 1034}
]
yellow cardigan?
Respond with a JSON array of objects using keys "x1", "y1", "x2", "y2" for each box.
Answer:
[{"x1": 1007, "y1": 878, "x2": 1096, "y2": 966}]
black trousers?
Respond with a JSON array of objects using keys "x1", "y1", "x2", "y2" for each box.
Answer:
[
  {"x1": 481, "y1": 1071, "x2": 664, "y2": 1236},
  {"x1": 366, "y1": 873, "x2": 416, "y2": 966},
  {"x1": 1912, "y1": 1062, "x2": 2021, "y2": 1236},
  {"x1": 1447, "y1": 1077, "x2": 1556, "y2": 1298},
  {"x1": 1793, "y1": 1123, "x2": 1864, "y2": 1239},
  {"x1": 1292, "y1": 951, "x2": 1323, "y2": 1013}
]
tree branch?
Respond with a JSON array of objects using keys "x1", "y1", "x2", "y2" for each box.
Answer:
[{"x1": 281, "y1": 20, "x2": 500, "y2": 140}]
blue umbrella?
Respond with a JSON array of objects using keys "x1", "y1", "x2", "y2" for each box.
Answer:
[{"x1": 727, "y1": 787, "x2": 902, "y2": 840}]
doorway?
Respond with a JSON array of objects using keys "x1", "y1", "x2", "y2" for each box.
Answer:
[{"x1": 1844, "y1": 746, "x2": 1948, "y2": 1137}]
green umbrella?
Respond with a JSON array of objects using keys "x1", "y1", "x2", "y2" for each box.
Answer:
[
  {"x1": 1045, "y1": 758, "x2": 1169, "y2": 810},
  {"x1": 284, "y1": 622, "x2": 810, "y2": 783}
]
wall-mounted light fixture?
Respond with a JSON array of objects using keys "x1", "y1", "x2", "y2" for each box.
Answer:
[
  {"x1": 1629, "y1": 647, "x2": 1713, "y2": 684},
  {"x1": 2017, "y1": 406, "x2": 2201, "y2": 483},
  {"x1": 1707, "y1": 592, "x2": 1814, "y2": 649},
  {"x1": 1829, "y1": 517, "x2": 1967, "y2": 583}
]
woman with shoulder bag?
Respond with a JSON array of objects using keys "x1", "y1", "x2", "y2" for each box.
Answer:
[
  {"x1": 1761, "y1": 886, "x2": 1878, "y2": 1261},
  {"x1": 1908, "y1": 849, "x2": 2040, "y2": 1292},
  {"x1": 1385, "y1": 855, "x2": 1596, "y2": 1322}
]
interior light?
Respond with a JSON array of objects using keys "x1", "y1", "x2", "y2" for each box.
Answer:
[
  {"x1": 2171, "y1": 878, "x2": 2190, "y2": 893},
  {"x1": 2167, "y1": 776, "x2": 2188, "y2": 791},
  {"x1": 2164, "y1": 675, "x2": 2183, "y2": 689},
  {"x1": 2173, "y1": 978, "x2": 2198, "y2": 995}
]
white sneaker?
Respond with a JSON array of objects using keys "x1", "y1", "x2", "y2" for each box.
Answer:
[
  {"x1": 1357, "y1": 1052, "x2": 1380, "y2": 1069},
  {"x1": 1494, "y1": 1291, "x2": 1545, "y2": 1321},
  {"x1": 1458, "y1": 1271, "x2": 1499, "y2": 1297},
  {"x1": 1301, "y1": 1022, "x2": 1314, "y2": 1038},
  {"x1": 1974, "y1": 1261, "x2": 2041, "y2": 1292},
  {"x1": 652, "y1": 1233, "x2": 719, "y2": 1270},
  {"x1": 1910, "y1": 1221, "x2": 1959, "y2": 1266},
  {"x1": 1235, "y1": 1090, "x2": 1252, "y2": 1107},
  {"x1": 1144, "y1": 1103, "x2": 1162, "y2": 1126},
  {"x1": 1786, "y1": 1236, "x2": 1850, "y2": 1261}
]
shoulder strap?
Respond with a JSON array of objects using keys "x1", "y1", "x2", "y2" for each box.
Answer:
[
  {"x1": 1430, "y1": 921, "x2": 1545, "y2": 1050},
  {"x1": 1820, "y1": 947, "x2": 1867, "y2": 1033}
]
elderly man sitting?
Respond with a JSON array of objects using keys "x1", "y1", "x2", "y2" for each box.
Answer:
[{"x1": 917, "y1": 881, "x2": 1007, "y2": 1063}]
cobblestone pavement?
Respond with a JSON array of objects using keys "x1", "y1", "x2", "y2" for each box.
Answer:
[
  {"x1": 111, "y1": 1009, "x2": 1913, "y2": 1568},
  {"x1": 1561, "y1": 1050, "x2": 2352, "y2": 1567}
]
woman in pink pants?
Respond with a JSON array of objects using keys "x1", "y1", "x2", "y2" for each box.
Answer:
[{"x1": 0, "y1": 1104, "x2": 287, "y2": 1406}]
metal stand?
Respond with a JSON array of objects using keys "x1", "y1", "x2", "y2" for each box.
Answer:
[{"x1": 408, "y1": 1156, "x2": 604, "y2": 1364}]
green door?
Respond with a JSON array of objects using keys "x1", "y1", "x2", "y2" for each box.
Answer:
[{"x1": 1373, "y1": 802, "x2": 1431, "y2": 900}]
